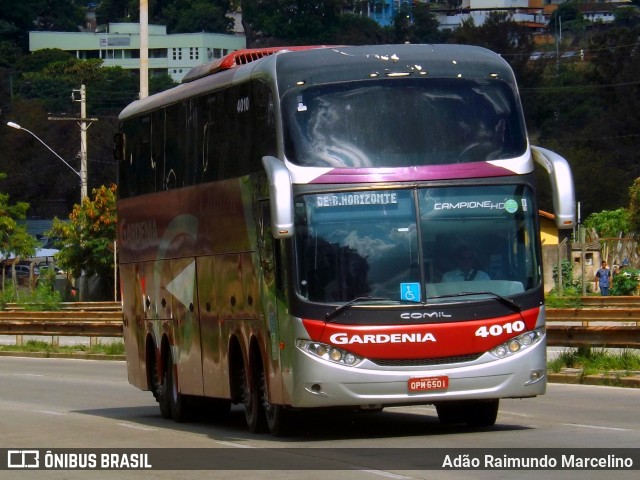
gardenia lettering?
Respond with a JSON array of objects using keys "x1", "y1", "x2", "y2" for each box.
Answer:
[{"x1": 330, "y1": 332, "x2": 436, "y2": 345}]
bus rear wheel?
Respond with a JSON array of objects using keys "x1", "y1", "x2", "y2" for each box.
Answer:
[
  {"x1": 240, "y1": 361, "x2": 267, "y2": 433},
  {"x1": 166, "y1": 352, "x2": 192, "y2": 423},
  {"x1": 154, "y1": 359, "x2": 172, "y2": 420}
]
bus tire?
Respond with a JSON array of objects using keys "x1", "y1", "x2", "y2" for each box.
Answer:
[
  {"x1": 241, "y1": 361, "x2": 267, "y2": 433},
  {"x1": 464, "y1": 399, "x2": 499, "y2": 427},
  {"x1": 260, "y1": 368, "x2": 290, "y2": 436},
  {"x1": 435, "y1": 401, "x2": 466, "y2": 425},
  {"x1": 166, "y1": 351, "x2": 192, "y2": 423},
  {"x1": 155, "y1": 360, "x2": 172, "y2": 420}
]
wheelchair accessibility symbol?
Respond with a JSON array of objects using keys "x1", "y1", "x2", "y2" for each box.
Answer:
[{"x1": 400, "y1": 282, "x2": 421, "y2": 302}]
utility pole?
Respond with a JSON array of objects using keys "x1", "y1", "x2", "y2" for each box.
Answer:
[
  {"x1": 49, "y1": 84, "x2": 98, "y2": 202},
  {"x1": 79, "y1": 84, "x2": 88, "y2": 200},
  {"x1": 140, "y1": 0, "x2": 149, "y2": 99}
]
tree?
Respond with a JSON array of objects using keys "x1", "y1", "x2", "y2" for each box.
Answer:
[
  {"x1": 331, "y1": 13, "x2": 387, "y2": 45},
  {"x1": 96, "y1": 0, "x2": 138, "y2": 24},
  {"x1": 0, "y1": 173, "x2": 38, "y2": 261},
  {"x1": 241, "y1": 0, "x2": 346, "y2": 45},
  {"x1": 584, "y1": 208, "x2": 630, "y2": 238},
  {"x1": 31, "y1": 0, "x2": 86, "y2": 32},
  {"x1": 628, "y1": 178, "x2": 640, "y2": 234},
  {"x1": 390, "y1": 2, "x2": 444, "y2": 44},
  {"x1": 14, "y1": 48, "x2": 74, "y2": 73},
  {"x1": 49, "y1": 184, "x2": 117, "y2": 285},
  {"x1": 164, "y1": 0, "x2": 235, "y2": 34},
  {"x1": 449, "y1": 12, "x2": 536, "y2": 81},
  {"x1": 548, "y1": 2, "x2": 582, "y2": 32}
]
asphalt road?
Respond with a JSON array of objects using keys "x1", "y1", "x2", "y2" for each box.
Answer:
[{"x1": 0, "y1": 356, "x2": 639, "y2": 480}]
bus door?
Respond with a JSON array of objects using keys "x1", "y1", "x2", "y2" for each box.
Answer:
[
  {"x1": 120, "y1": 262, "x2": 146, "y2": 390},
  {"x1": 197, "y1": 255, "x2": 227, "y2": 398},
  {"x1": 257, "y1": 201, "x2": 286, "y2": 405},
  {"x1": 163, "y1": 256, "x2": 204, "y2": 396}
]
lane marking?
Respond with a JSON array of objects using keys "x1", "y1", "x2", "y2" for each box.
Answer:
[
  {"x1": 561, "y1": 423, "x2": 630, "y2": 432},
  {"x1": 33, "y1": 410, "x2": 64, "y2": 416},
  {"x1": 500, "y1": 411, "x2": 532, "y2": 418},
  {"x1": 13, "y1": 373, "x2": 44, "y2": 377},
  {"x1": 117, "y1": 422, "x2": 157, "y2": 431},
  {"x1": 214, "y1": 440, "x2": 254, "y2": 448},
  {"x1": 360, "y1": 469, "x2": 412, "y2": 479}
]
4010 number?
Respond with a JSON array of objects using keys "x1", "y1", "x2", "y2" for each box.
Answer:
[{"x1": 475, "y1": 320, "x2": 525, "y2": 338}]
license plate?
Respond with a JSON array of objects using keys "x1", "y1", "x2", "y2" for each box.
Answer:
[{"x1": 408, "y1": 375, "x2": 449, "y2": 392}]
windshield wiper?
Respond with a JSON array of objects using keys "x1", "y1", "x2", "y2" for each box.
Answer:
[
  {"x1": 325, "y1": 296, "x2": 391, "y2": 322},
  {"x1": 427, "y1": 291, "x2": 521, "y2": 313}
]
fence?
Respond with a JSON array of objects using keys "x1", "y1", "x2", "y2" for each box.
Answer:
[
  {"x1": 546, "y1": 296, "x2": 640, "y2": 348},
  {"x1": 0, "y1": 302, "x2": 122, "y2": 346},
  {"x1": 1, "y1": 299, "x2": 640, "y2": 349}
]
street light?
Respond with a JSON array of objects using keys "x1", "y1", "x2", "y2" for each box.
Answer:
[{"x1": 6, "y1": 121, "x2": 86, "y2": 201}]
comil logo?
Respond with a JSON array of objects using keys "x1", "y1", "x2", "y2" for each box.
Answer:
[
  {"x1": 400, "y1": 312, "x2": 452, "y2": 320},
  {"x1": 8, "y1": 450, "x2": 39, "y2": 469}
]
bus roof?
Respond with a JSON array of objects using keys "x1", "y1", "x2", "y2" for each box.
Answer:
[
  {"x1": 270, "y1": 44, "x2": 516, "y2": 93},
  {"x1": 119, "y1": 44, "x2": 516, "y2": 121},
  {"x1": 182, "y1": 46, "x2": 330, "y2": 83}
]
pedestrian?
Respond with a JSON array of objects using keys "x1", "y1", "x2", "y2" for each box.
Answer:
[{"x1": 595, "y1": 261, "x2": 612, "y2": 296}]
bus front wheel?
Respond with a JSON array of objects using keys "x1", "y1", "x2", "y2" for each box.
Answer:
[
  {"x1": 465, "y1": 399, "x2": 499, "y2": 427},
  {"x1": 260, "y1": 368, "x2": 290, "y2": 436}
]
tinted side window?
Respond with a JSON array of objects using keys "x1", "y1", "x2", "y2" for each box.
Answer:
[
  {"x1": 165, "y1": 103, "x2": 187, "y2": 190},
  {"x1": 120, "y1": 115, "x2": 151, "y2": 198}
]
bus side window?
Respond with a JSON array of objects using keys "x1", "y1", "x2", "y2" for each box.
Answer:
[
  {"x1": 200, "y1": 94, "x2": 221, "y2": 184},
  {"x1": 253, "y1": 80, "x2": 278, "y2": 160},
  {"x1": 151, "y1": 109, "x2": 165, "y2": 193},
  {"x1": 165, "y1": 103, "x2": 187, "y2": 190}
]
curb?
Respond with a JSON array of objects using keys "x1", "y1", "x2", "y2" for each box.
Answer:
[
  {"x1": 0, "y1": 351, "x2": 125, "y2": 361},
  {"x1": 548, "y1": 368, "x2": 640, "y2": 388}
]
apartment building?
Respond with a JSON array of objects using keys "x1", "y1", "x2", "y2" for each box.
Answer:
[
  {"x1": 358, "y1": 0, "x2": 629, "y2": 31},
  {"x1": 29, "y1": 23, "x2": 246, "y2": 83}
]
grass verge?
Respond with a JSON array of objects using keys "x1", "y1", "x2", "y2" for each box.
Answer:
[
  {"x1": 548, "y1": 347, "x2": 640, "y2": 386},
  {"x1": 0, "y1": 339, "x2": 125, "y2": 356}
]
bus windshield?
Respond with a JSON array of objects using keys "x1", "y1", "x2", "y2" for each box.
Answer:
[
  {"x1": 294, "y1": 186, "x2": 539, "y2": 305},
  {"x1": 282, "y1": 78, "x2": 527, "y2": 168}
]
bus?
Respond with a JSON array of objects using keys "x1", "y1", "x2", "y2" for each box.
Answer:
[{"x1": 116, "y1": 44, "x2": 575, "y2": 435}]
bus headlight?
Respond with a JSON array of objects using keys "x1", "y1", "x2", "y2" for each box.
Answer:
[
  {"x1": 296, "y1": 340, "x2": 363, "y2": 366},
  {"x1": 490, "y1": 328, "x2": 544, "y2": 359}
]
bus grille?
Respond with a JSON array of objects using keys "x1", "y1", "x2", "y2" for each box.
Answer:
[{"x1": 370, "y1": 353, "x2": 483, "y2": 367}]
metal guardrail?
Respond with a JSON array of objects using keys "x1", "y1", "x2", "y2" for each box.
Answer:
[
  {"x1": 4, "y1": 301, "x2": 121, "y2": 312},
  {"x1": 578, "y1": 296, "x2": 640, "y2": 308},
  {"x1": 546, "y1": 325, "x2": 640, "y2": 348},
  {"x1": 547, "y1": 298, "x2": 640, "y2": 347},
  {"x1": 0, "y1": 299, "x2": 639, "y2": 349},
  {"x1": 546, "y1": 308, "x2": 640, "y2": 326},
  {"x1": 0, "y1": 303, "x2": 122, "y2": 343}
]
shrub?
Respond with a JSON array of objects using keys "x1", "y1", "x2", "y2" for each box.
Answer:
[{"x1": 611, "y1": 268, "x2": 639, "y2": 296}]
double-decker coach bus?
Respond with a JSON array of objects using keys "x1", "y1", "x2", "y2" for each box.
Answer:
[{"x1": 116, "y1": 44, "x2": 575, "y2": 435}]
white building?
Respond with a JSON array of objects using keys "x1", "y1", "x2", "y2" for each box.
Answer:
[
  {"x1": 434, "y1": 0, "x2": 546, "y2": 31},
  {"x1": 30, "y1": 23, "x2": 246, "y2": 83}
]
